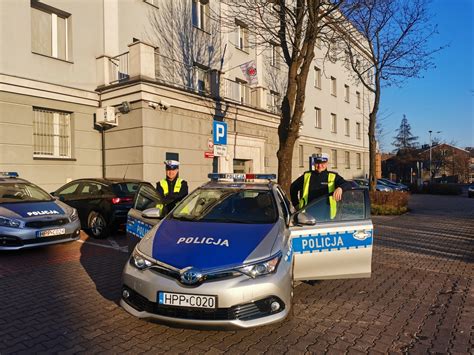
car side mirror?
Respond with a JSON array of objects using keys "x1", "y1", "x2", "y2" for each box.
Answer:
[
  {"x1": 294, "y1": 211, "x2": 316, "y2": 226},
  {"x1": 142, "y1": 208, "x2": 162, "y2": 219}
]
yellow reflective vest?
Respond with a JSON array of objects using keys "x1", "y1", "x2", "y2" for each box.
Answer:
[{"x1": 299, "y1": 172, "x2": 337, "y2": 219}]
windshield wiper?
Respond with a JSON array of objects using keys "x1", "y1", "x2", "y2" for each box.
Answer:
[{"x1": 171, "y1": 215, "x2": 197, "y2": 221}]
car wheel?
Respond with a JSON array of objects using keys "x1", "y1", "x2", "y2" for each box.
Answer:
[{"x1": 87, "y1": 211, "x2": 108, "y2": 238}]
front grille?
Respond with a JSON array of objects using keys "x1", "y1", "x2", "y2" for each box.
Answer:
[
  {"x1": 148, "y1": 265, "x2": 241, "y2": 285},
  {"x1": 0, "y1": 233, "x2": 79, "y2": 247},
  {"x1": 122, "y1": 286, "x2": 284, "y2": 321},
  {"x1": 25, "y1": 218, "x2": 69, "y2": 228}
]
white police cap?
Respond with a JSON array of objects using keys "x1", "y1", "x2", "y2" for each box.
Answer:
[
  {"x1": 164, "y1": 160, "x2": 180, "y2": 169},
  {"x1": 312, "y1": 153, "x2": 329, "y2": 163}
]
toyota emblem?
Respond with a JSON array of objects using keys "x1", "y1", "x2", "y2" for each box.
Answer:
[{"x1": 180, "y1": 267, "x2": 203, "y2": 285}]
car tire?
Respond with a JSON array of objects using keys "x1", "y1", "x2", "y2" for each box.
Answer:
[{"x1": 87, "y1": 211, "x2": 109, "y2": 239}]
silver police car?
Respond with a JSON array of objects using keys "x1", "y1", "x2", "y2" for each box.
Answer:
[
  {"x1": 121, "y1": 174, "x2": 373, "y2": 328},
  {"x1": 0, "y1": 172, "x2": 81, "y2": 250}
]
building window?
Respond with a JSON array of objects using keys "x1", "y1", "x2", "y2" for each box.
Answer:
[
  {"x1": 331, "y1": 149, "x2": 337, "y2": 168},
  {"x1": 330, "y1": 76, "x2": 337, "y2": 96},
  {"x1": 33, "y1": 108, "x2": 72, "y2": 158},
  {"x1": 344, "y1": 118, "x2": 350, "y2": 136},
  {"x1": 356, "y1": 122, "x2": 361, "y2": 139},
  {"x1": 192, "y1": 0, "x2": 208, "y2": 31},
  {"x1": 356, "y1": 91, "x2": 361, "y2": 109},
  {"x1": 236, "y1": 78, "x2": 250, "y2": 104},
  {"x1": 314, "y1": 67, "x2": 321, "y2": 89},
  {"x1": 299, "y1": 145, "x2": 304, "y2": 167},
  {"x1": 267, "y1": 90, "x2": 280, "y2": 113},
  {"x1": 270, "y1": 43, "x2": 280, "y2": 68},
  {"x1": 345, "y1": 151, "x2": 350, "y2": 168},
  {"x1": 331, "y1": 113, "x2": 337, "y2": 133},
  {"x1": 357, "y1": 153, "x2": 362, "y2": 169},
  {"x1": 344, "y1": 84, "x2": 350, "y2": 102},
  {"x1": 31, "y1": 3, "x2": 72, "y2": 61},
  {"x1": 236, "y1": 20, "x2": 249, "y2": 51},
  {"x1": 194, "y1": 63, "x2": 209, "y2": 94},
  {"x1": 315, "y1": 107, "x2": 322, "y2": 128}
]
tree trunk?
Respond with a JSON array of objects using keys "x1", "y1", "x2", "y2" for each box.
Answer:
[{"x1": 368, "y1": 77, "x2": 381, "y2": 192}]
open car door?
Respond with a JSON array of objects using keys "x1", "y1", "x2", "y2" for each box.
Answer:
[
  {"x1": 126, "y1": 184, "x2": 162, "y2": 253},
  {"x1": 290, "y1": 188, "x2": 373, "y2": 280}
]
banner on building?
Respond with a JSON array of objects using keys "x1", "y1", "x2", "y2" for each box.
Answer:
[{"x1": 239, "y1": 60, "x2": 258, "y2": 86}]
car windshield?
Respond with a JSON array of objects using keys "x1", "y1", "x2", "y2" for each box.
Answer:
[
  {"x1": 170, "y1": 188, "x2": 278, "y2": 224},
  {"x1": 0, "y1": 182, "x2": 52, "y2": 203}
]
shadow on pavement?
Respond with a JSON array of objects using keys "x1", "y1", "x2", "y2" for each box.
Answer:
[{"x1": 79, "y1": 232, "x2": 129, "y2": 304}]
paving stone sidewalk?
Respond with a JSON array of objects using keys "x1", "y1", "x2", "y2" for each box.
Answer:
[{"x1": 0, "y1": 194, "x2": 472, "y2": 354}]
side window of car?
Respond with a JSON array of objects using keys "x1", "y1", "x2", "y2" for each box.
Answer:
[
  {"x1": 134, "y1": 185, "x2": 161, "y2": 211},
  {"x1": 303, "y1": 189, "x2": 367, "y2": 223},
  {"x1": 57, "y1": 183, "x2": 80, "y2": 196},
  {"x1": 81, "y1": 183, "x2": 104, "y2": 196}
]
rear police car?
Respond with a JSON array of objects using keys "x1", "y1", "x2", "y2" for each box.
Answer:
[
  {"x1": 121, "y1": 173, "x2": 374, "y2": 328},
  {"x1": 0, "y1": 172, "x2": 81, "y2": 250}
]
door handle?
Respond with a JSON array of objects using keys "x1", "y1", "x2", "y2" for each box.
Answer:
[{"x1": 353, "y1": 230, "x2": 371, "y2": 241}]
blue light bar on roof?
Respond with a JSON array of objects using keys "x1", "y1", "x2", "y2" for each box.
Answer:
[
  {"x1": 208, "y1": 173, "x2": 276, "y2": 182},
  {"x1": 0, "y1": 172, "x2": 19, "y2": 177}
]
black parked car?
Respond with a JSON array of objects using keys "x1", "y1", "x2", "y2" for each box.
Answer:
[{"x1": 52, "y1": 178, "x2": 153, "y2": 238}]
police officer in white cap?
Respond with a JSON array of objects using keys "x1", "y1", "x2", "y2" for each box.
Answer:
[
  {"x1": 156, "y1": 160, "x2": 188, "y2": 213},
  {"x1": 290, "y1": 153, "x2": 350, "y2": 219}
]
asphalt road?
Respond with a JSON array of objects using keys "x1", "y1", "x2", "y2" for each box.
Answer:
[{"x1": 0, "y1": 193, "x2": 472, "y2": 354}]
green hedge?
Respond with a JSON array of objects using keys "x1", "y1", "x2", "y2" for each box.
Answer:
[{"x1": 370, "y1": 191, "x2": 409, "y2": 216}]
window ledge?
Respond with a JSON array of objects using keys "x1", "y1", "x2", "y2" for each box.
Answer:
[
  {"x1": 193, "y1": 26, "x2": 210, "y2": 35},
  {"x1": 32, "y1": 51, "x2": 73, "y2": 64},
  {"x1": 34, "y1": 157, "x2": 76, "y2": 161}
]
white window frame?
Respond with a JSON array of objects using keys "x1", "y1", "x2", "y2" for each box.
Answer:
[
  {"x1": 331, "y1": 76, "x2": 337, "y2": 96},
  {"x1": 331, "y1": 149, "x2": 338, "y2": 168},
  {"x1": 236, "y1": 21, "x2": 249, "y2": 51},
  {"x1": 194, "y1": 64, "x2": 209, "y2": 93},
  {"x1": 314, "y1": 66, "x2": 321, "y2": 89},
  {"x1": 31, "y1": 4, "x2": 71, "y2": 61},
  {"x1": 33, "y1": 108, "x2": 72, "y2": 159},
  {"x1": 357, "y1": 153, "x2": 362, "y2": 169},
  {"x1": 344, "y1": 118, "x2": 350, "y2": 136},
  {"x1": 345, "y1": 151, "x2": 350, "y2": 169},
  {"x1": 344, "y1": 84, "x2": 350, "y2": 103},
  {"x1": 270, "y1": 43, "x2": 280, "y2": 68},
  {"x1": 192, "y1": 0, "x2": 208, "y2": 31},
  {"x1": 315, "y1": 107, "x2": 322, "y2": 128},
  {"x1": 356, "y1": 122, "x2": 361, "y2": 140},
  {"x1": 331, "y1": 113, "x2": 337, "y2": 133},
  {"x1": 236, "y1": 78, "x2": 250, "y2": 104},
  {"x1": 356, "y1": 91, "x2": 361, "y2": 109}
]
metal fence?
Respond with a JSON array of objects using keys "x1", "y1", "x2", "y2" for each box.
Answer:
[
  {"x1": 33, "y1": 108, "x2": 71, "y2": 158},
  {"x1": 109, "y1": 52, "x2": 129, "y2": 84}
]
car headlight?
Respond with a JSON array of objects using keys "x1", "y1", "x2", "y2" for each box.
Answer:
[
  {"x1": 69, "y1": 208, "x2": 79, "y2": 222},
  {"x1": 0, "y1": 216, "x2": 22, "y2": 228},
  {"x1": 238, "y1": 254, "x2": 281, "y2": 278},
  {"x1": 130, "y1": 249, "x2": 155, "y2": 270}
]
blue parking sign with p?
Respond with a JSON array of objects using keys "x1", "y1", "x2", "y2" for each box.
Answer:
[{"x1": 213, "y1": 121, "x2": 227, "y2": 145}]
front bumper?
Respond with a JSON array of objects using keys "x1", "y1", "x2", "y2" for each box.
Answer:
[
  {"x1": 0, "y1": 219, "x2": 81, "y2": 250},
  {"x1": 121, "y1": 257, "x2": 293, "y2": 329}
]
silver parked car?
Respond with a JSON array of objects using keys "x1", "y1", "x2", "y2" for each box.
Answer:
[
  {"x1": 121, "y1": 174, "x2": 373, "y2": 329},
  {"x1": 0, "y1": 172, "x2": 81, "y2": 250}
]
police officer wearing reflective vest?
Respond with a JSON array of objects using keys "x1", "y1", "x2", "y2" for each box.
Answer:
[
  {"x1": 156, "y1": 160, "x2": 188, "y2": 213},
  {"x1": 290, "y1": 153, "x2": 349, "y2": 219}
]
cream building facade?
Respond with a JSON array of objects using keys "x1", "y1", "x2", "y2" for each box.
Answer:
[{"x1": 0, "y1": 0, "x2": 370, "y2": 192}]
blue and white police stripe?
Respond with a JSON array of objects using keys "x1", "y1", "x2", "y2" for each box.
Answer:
[{"x1": 291, "y1": 225, "x2": 373, "y2": 254}]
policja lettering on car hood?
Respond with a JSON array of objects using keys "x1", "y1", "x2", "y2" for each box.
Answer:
[{"x1": 151, "y1": 219, "x2": 276, "y2": 270}]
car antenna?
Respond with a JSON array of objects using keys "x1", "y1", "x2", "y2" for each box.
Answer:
[{"x1": 123, "y1": 165, "x2": 129, "y2": 179}]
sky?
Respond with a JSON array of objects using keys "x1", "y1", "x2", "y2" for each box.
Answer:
[{"x1": 378, "y1": 0, "x2": 473, "y2": 152}]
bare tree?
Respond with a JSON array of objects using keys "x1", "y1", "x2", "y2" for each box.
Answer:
[
  {"x1": 221, "y1": 0, "x2": 344, "y2": 193},
  {"x1": 339, "y1": 0, "x2": 442, "y2": 190}
]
